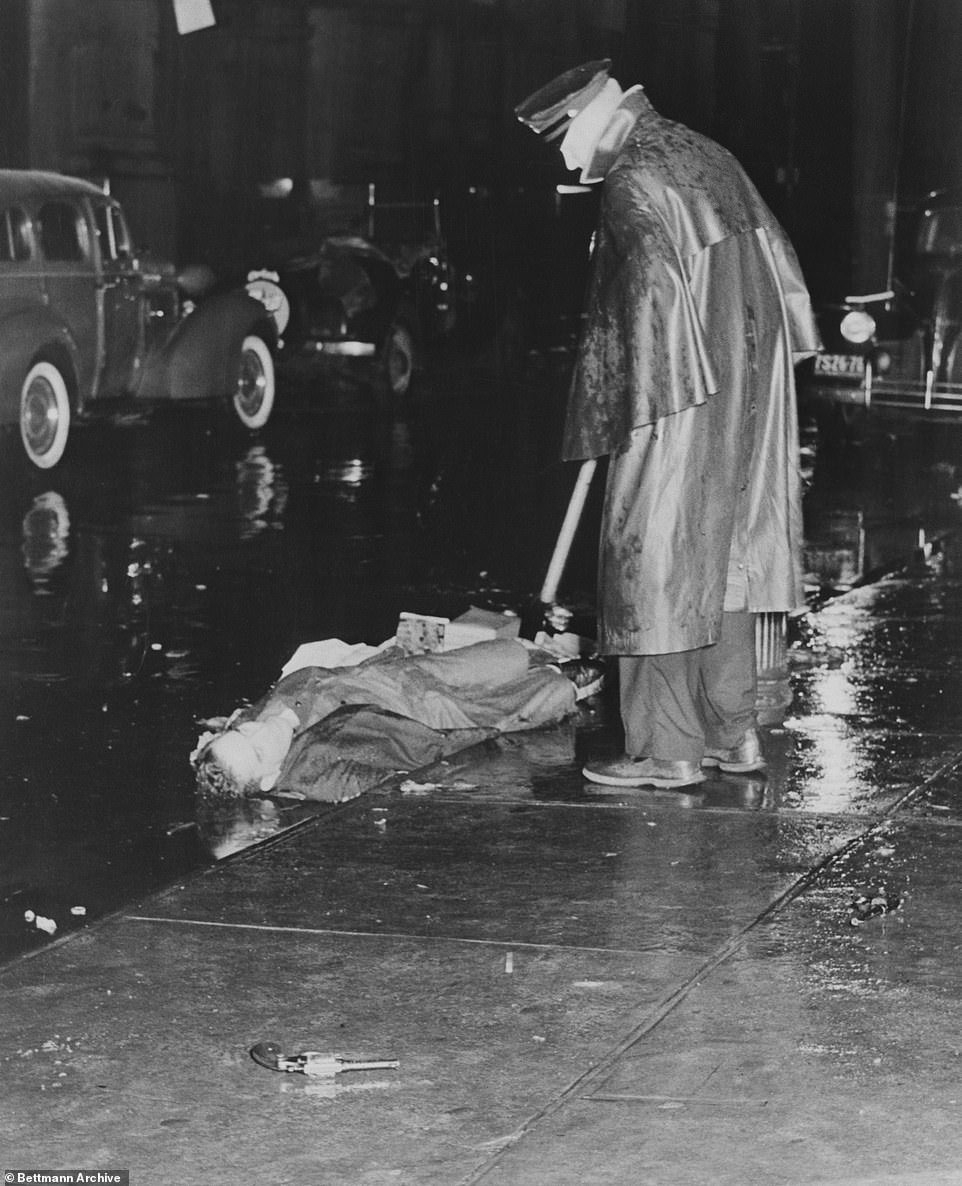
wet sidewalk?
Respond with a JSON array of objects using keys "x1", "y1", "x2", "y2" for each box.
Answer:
[{"x1": 4, "y1": 549, "x2": 962, "y2": 1185}]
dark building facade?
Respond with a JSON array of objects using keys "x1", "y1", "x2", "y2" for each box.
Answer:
[{"x1": 0, "y1": 0, "x2": 956, "y2": 297}]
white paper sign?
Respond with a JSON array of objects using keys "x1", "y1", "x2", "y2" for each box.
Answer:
[{"x1": 173, "y1": 0, "x2": 216, "y2": 35}]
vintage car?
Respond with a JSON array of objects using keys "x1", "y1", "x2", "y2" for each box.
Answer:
[
  {"x1": 244, "y1": 181, "x2": 455, "y2": 398},
  {"x1": 800, "y1": 189, "x2": 962, "y2": 432},
  {"x1": 0, "y1": 170, "x2": 277, "y2": 470}
]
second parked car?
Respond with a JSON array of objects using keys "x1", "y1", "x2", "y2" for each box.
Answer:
[
  {"x1": 244, "y1": 181, "x2": 455, "y2": 399},
  {"x1": 800, "y1": 189, "x2": 962, "y2": 433}
]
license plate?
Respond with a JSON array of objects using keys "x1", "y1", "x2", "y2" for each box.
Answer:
[{"x1": 814, "y1": 353, "x2": 865, "y2": 377}]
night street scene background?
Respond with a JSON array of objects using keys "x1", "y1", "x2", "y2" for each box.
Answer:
[
  {"x1": 6, "y1": 3, "x2": 962, "y2": 1182},
  {"x1": 1, "y1": 0, "x2": 959, "y2": 977}
]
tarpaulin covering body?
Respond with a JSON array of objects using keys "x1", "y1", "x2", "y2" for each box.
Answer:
[{"x1": 230, "y1": 640, "x2": 577, "y2": 802}]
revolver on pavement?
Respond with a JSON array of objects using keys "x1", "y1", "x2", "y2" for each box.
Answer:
[{"x1": 251, "y1": 1040, "x2": 399, "y2": 1078}]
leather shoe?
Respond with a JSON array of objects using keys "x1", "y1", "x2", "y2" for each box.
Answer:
[
  {"x1": 582, "y1": 756, "x2": 706, "y2": 789},
  {"x1": 701, "y1": 728, "x2": 766, "y2": 774}
]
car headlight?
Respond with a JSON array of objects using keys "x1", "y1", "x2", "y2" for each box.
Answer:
[
  {"x1": 245, "y1": 271, "x2": 290, "y2": 336},
  {"x1": 840, "y1": 309, "x2": 876, "y2": 344}
]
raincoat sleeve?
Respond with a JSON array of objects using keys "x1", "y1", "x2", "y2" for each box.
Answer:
[
  {"x1": 563, "y1": 169, "x2": 719, "y2": 461},
  {"x1": 763, "y1": 224, "x2": 821, "y2": 362}
]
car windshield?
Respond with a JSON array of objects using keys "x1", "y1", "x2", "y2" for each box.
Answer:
[{"x1": 93, "y1": 201, "x2": 133, "y2": 262}]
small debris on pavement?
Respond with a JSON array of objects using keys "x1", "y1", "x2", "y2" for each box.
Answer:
[
  {"x1": 24, "y1": 910, "x2": 57, "y2": 935},
  {"x1": 399, "y1": 778, "x2": 479, "y2": 794},
  {"x1": 400, "y1": 779, "x2": 436, "y2": 794},
  {"x1": 849, "y1": 887, "x2": 902, "y2": 926},
  {"x1": 165, "y1": 821, "x2": 196, "y2": 836}
]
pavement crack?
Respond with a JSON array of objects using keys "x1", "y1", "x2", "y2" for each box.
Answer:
[{"x1": 455, "y1": 746, "x2": 962, "y2": 1185}]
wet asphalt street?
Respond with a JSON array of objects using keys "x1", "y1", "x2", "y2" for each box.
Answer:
[
  {"x1": 2, "y1": 343, "x2": 962, "y2": 966},
  {"x1": 6, "y1": 345, "x2": 962, "y2": 1182},
  {"x1": 0, "y1": 344, "x2": 592, "y2": 960}
]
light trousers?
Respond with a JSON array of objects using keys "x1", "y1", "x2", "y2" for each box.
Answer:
[{"x1": 618, "y1": 611, "x2": 757, "y2": 763}]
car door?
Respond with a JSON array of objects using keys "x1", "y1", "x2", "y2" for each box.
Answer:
[
  {"x1": 0, "y1": 201, "x2": 41, "y2": 313},
  {"x1": 89, "y1": 197, "x2": 144, "y2": 399},
  {"x1": 35, "y1": 196, "x2": 100, "y2": 396}
]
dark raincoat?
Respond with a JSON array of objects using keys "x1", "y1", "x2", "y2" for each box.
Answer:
[{"x1": 564, "y1": 91, "x2": 819, "y2": 655}]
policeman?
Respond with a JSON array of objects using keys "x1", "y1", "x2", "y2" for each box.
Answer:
[{"x1": 517, "y1": 61, "x2": 819, "y2": 788}]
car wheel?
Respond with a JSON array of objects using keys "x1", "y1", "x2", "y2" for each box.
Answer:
[
  {"x1": 232, "y1": 335, "x2": 275, "y2": 429},
  {"x1": 20, "y1": 361, "x2": 71, "y2": 469},
  {"x1": 382, "y1": 320, "x2": 416, "y2": 398}
]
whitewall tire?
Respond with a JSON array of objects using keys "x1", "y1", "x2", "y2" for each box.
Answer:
[
  {"x1": 20, "y1": 361, "x2": 71, "y2": 469},
  {"x1": 232, "y1": 335, "x2": 275, "y2": 429}
]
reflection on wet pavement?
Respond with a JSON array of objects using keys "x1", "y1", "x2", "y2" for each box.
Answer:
[
  {"x1": 234, "y1": 444, "x2": 288, "y2": 537},
  {"x1": 21, "y1": 490, "x2": 71, "y2": 586},
  {"x1": 195, "y1": 794, "x2": 319, "y2": 860},
  {"x1": 3, "y1": 373, "x2": 962, "y2": 961}
]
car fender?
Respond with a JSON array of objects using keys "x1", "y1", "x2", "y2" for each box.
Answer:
[
  {"x1": 136, "y1": 291, "x2": 276, "y2": 402},
  {"x1": 0, "y1": 309, "x2": 84, "y2": 425}
]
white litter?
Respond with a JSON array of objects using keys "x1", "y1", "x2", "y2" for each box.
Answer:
[
  {"x1": 399, "y1": 780, "x2": 438, "y2": 795},
  {"x1": 25, "y1": 912, "x2": 57, "y2": 935},
  {"x1": 280, "y1": 639, "x2": 387, "y2": 678}
]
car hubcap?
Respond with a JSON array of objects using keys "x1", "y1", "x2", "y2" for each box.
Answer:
[
  {"x1": 237, "y1": 353, "x2": 267, "y2": 417},
  {"x1": 388, "y1": 335, "x2": 412, "y2": 392},
  {"x1": 23, "y1": 377, "x2": 59, "y2": 456}
]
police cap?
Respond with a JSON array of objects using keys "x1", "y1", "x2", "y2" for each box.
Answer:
[{"x1": 514, "y1": 59, "x2": 613, "y2": 140}]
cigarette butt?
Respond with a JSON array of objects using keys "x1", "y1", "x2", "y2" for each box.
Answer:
[{"x1": 505, "y1": 952, "x2": 514, "y2": 974}]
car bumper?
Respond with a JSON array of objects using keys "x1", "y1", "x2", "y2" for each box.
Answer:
[
  {"x1": 801, "y1": 373, "x2": 962, "y2": 419},
  {"x1": 280, "y1": 338, "x2": 378, "y2": 360},
  {"x1": 308, "y1": 339, "x2": 377, "y2": 357},
  {"x1": 802, "y1": 379, "x2": 867, "y2": 407}
]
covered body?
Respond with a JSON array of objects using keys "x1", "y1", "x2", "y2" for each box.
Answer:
[{"x1": 564, "y1": 93, "x2": 819, "y2": 655}]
